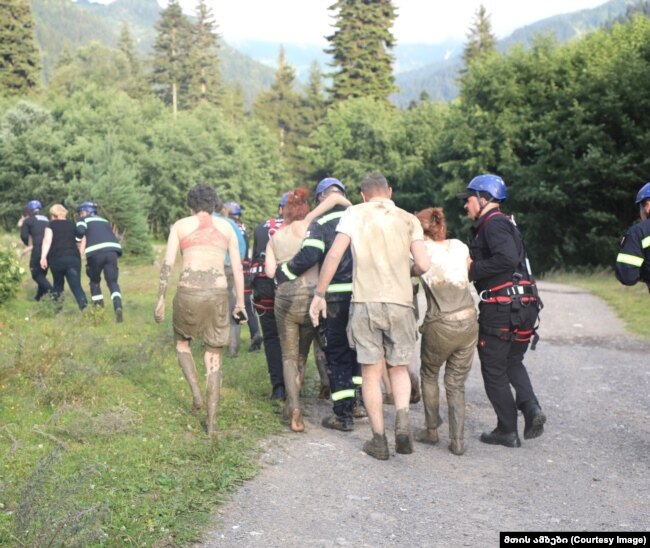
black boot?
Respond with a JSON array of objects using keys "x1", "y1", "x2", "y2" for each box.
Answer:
[
  {"x1": 480, "y1": 428, "x2": 521, "y2": 448},
  {"x1": 522, "y1": 401, "x2": 546, "y2": 439}
]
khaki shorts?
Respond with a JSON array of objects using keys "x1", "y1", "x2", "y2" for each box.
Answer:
[
  {"x1": 347, "y1": 302, "x2": 417, "y2": 366},
  {"x1": 173, "y1": 287, "x2": 229, "y2": 349}
]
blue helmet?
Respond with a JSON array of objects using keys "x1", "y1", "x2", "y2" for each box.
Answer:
[
  {"x1": 278, "y1": 192, "x2": 290, "y2": 208},
  {"x1": 316, "y1": 177, "x2": 345, "y2": 197},
  {"x1": 26, "y1": 200, "x2": 43, "y2": 211},
  {"x1": 224, "y1": 201, "x2": 242, "y2": 216},
  {"x1": 635, "y1": 182, "x2": 650, "y2": 205},
  {"x1": 458, "y1": 174, "x2": 507, "y2": 202},
  {"x1": 77, "y1": 201, "x2": 97, "y2": 215}
]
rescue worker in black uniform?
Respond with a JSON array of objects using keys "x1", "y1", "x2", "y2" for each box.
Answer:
[
  {"x1": 276, "y1": 178, "x2": 364, "y2": 431},
  {"x1": 20, "y1": 199, "x2": 53, "y2": 301},
  {"x1": 458, "y1": 174, "x2": 546, "y2": 448},
  {"x1": 75, "y1": 201, "x2": 124, "y2": 323},
  {"x1": 250, "y1": 194, "x2": 288, "y2": 400},
  {"x1": 615, "y1": 182, "x2": 650, "y2": 293}
]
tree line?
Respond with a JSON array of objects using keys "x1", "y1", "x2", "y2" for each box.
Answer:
[{"x1": 1, "y1": 0, "x2": 649, "y2": 271}]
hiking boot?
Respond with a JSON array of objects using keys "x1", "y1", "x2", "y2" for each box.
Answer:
[
  {"x1": 248, "y1": 333, "x2": 263, "y2": 352},
  {"x1": 480, "y1": 428, "x2": 521, "y2": 448},
  {"x1": 322, "y1": 415, "x2": 353, "y2": 432},
  {"x1": 271, "y1": 385, "x2": 286, "y2": 401},
  {"x1": 352, "y1": 403, "x2": 368, "y2": 419},
  {"x1": 522, "y1": 401, "x2": 546, "y2": 439},
  {"x1": 395, "y1": 408, "x2": 414, "y2": 455},
  {"x1": 414, "y1": 427, "x2": 439, "y2": 445},
  {"x1": 115, "y1": 307, "x2": 123, "y2": 323},
  {"x1": 449, "y1": 439, "x2": 466, "y2": 456},
  {"x1": 363, "y1": 433, "x2": 389, "y2": 460}
]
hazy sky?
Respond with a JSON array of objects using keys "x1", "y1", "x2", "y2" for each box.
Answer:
[{"x1": 174, "y1": 0, "x2": 610, "y2": 45}]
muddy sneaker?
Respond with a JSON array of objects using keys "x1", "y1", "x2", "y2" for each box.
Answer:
[
  {"x1": 322, "y1": 415, "x2": 353, "y2": 432},
  {"x1": 363, "y1": 433, "x2": 389, "y2": 460},
  {"x1": 395, "y1": 408, "x2": 414, "y2": 454}
]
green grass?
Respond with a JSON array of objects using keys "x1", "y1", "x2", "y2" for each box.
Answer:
[
  {"x1": 0, "y1": 234, "x2": 307, "y2": 546},
  {"x1": 542, "y1": 269, "x2": 650, "y2": 339}
]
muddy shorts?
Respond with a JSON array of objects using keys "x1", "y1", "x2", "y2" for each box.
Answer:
[
  {"x1": 347, "y1": 302, "x2": 417, "y2": 366},
  {"x1": 173, "y1": 287, "x2": 229, "y2": 349}
]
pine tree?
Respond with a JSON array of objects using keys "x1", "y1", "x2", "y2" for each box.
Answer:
[
  {"x1": 149, "y1": 0, "x2": 194, "y2": 115},
  {"x1": 326, "y1": 0, "x2": 397, "y2": 102},
  {"x1": 0, "y1": 0, "x2": 42, "y2": 95},
  {"x1": 462, "y1": 4, "x2": 496, "y2": 70},
  {"x1": 118, "y1": 21, "x2": 141, "y2": 77},
  {"x1": 188, "y1": 0, "x2": 221, "y2": 107},
  {"x1": 253, "y1": 46, "x2": 301, "y2": 159}
]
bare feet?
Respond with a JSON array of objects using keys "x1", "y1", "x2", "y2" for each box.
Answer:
[
  {"x1": 414, "y1": 427, "x2": 439, "y2": 445},
  {"x1": 290, "y1": 408, "x2": 305, "y2": 432}
]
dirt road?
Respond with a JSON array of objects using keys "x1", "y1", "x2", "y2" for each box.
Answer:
[{"x1": 199, "y1": 282, "x2": 650, "y2": 547}]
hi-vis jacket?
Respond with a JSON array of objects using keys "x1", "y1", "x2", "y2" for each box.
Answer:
[
  {"x1": 75, "y1": 215, "x2": 122, "y2": 257},
  {"x1": 278, "y1": 205, "x2": 353, "y2": 302},
  {"x1": 615, "y1": 218, "x2": 650, "y2": 290}
]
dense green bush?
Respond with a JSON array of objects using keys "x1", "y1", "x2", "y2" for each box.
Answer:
[{"x1": 0, "y1": 247, "x2": 25, "y2": 305}]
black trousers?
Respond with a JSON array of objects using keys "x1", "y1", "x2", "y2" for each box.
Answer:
[
  {"x1": 321, "y1": 299, "x2": 360, "y2": 418},
  {"x1": 257, "y1": 305, "x2": 284, "y2": 390},
  {"x1": 29, "y1": 250, "x2": 53, "y2": 300},
  {"x1": 477, "y1": 302, "x2": 539, "y2": 433},
  {"x1": 86, "y1": 251, "x2": 121, "y2": 309}
]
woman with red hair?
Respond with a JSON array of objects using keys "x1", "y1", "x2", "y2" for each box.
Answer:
[
  {"x1": 266, "y1": 187, "x2": 350, "y2": 431},
  {"x1": 414, "y1": 207, "x2": 478, "y2": 455}
]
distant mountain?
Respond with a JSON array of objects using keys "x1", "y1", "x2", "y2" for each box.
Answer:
[
  {"x1": 31, "y1": 0, "x2": 275, "y2": 106},
  {"x1": 393, "y1": 0, "x2": 638, "y2": 107},
  {"x1": 30, "y1": 0, "x2": 640, "y2": 108}
]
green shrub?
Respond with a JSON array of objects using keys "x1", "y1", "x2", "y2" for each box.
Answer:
[{"x1": 0, "y1": 247, "x2": 25, "y2": 305}]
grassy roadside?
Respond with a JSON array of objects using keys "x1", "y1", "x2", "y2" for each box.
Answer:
[
  {"x1": 541, "y1": 269, "x2": 650, "y2": 339},
  {"x1": 0, "y1": 235, "x2": 298, "y2": 546}
]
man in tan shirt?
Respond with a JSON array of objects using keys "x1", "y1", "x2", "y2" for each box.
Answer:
[{"x1": 310, "y1": 172, "x2": 430, "y2": 460}]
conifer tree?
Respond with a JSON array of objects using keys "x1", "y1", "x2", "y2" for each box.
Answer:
[
  {"x1": 253, "y1": 46, "x2": 301, "y2": 164},
  {"x1": 118, "y1": 22, "x2": 141, "y2": 77},
  {"x1": 462, "y1": 4, "x2": 496, "y2": 70},
  {"x1": 149, "y1": 0, "x2": 194, "y2": 115},
  {"x1": 0, "y1": 0, "x2": 42, "y2": 95},
  {"x1": 189, "y1": 0, "x2": 221, "y2": 107},
  {"x1": 326, "y1": 0, "x2": 397, "y2": 102}
]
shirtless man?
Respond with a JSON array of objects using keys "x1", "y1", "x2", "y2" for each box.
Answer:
[{"x1": 154, "y1": 184, "x2": 246, "y2": 440}]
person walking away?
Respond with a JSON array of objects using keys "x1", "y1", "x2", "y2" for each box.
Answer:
[
  {"x1": 20, "y1": 199, "x2": 53, "y2": 301},
  {"x1": 225, "y1": 201, "x2": 264, "y2": 353},
  {"x1": 457, "y1": 174, "x2": 545, "y2": 448},
  {"x1": 75, "y1": 201, "x2": 124, "y2": 322},
  {"x1": 266, "y1": 187, "x2": 349, "y2": 432},
  {"x1": 414, "y1": 207, "x2": 478, "y2": 456},
  {"x1": 250, "y1": 194, "x2": 288, "y2": 400},
  {"x1": 276, "y1": 177, "x2": 364, "y2": 432},
  {"x1": 213, "y1": 202, "x2": 247, "y2": 357},
  {"x1": 615, "y1": 182, "x2": 650, "y2": 293},
  {"x1": 39, "y1": 204, "x2": 88, "y2": 311},
  {"x1": 310, "y1": 172, "x2": 430, "y2": 460},
  {"x1": 154, "y1": 184, "x2": 246, "y2": 441}
]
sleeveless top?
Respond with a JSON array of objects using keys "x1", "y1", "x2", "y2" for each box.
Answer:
[{"x1": 180, "y1": 214, "x2": 227, "y2": 252}]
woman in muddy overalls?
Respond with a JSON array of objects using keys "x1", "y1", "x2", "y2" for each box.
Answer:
[
  {"x1": 414, "y1": 207, "x2": 478, "y2": 456},
  {"x1": 265, "y1": 187, "x2": 349, "y2": 432},
  {"x1": 154, "y1": 184, "x2": 246, "y2": 441}
]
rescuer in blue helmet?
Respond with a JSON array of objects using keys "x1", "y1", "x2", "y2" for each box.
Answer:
[
  {"x1": 20, "y1": 199, "x2": 54, "y2": 300},
  {"x1": 458, "y1": 174, "x2": 546, "y2": 448},
  {"x1": 615, "y1": 181, "x2": 650, "y2": 293}
]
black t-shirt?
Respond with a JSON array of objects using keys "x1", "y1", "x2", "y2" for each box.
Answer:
[
  {"x1": 20, "y1": 214, "x2": 49, "y2": 249},
  {"x1": 48, "y1": 220, "x2": 80, "y2": 262}
]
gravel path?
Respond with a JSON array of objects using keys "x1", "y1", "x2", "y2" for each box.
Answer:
[{"x1": 199, "y1": 282, "x2": 650, "y2": 547}]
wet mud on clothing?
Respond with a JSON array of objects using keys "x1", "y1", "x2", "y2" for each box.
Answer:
[{"x1": 173, "y1": 287, "x2": 229, "y2": 349}]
